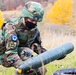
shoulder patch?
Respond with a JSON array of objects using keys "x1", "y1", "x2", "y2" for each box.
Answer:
[
  {"x1": 38, "y1": 32, "x2": 40, "y2": 37},
  {"x1": 12, "y1": 35, "x2": 18, "y2": 41}
]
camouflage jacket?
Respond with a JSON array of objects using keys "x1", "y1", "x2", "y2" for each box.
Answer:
[{"x1": 1, "y1": 17, "x2": 45, "y2": 55}]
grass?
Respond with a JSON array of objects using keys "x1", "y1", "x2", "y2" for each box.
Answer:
[
  {"x1": 46, "y1": 53, "x2": 76, "y2": 75},
  {"x1": 0, "y1": 66, "x2": 15, "y2": 75}
]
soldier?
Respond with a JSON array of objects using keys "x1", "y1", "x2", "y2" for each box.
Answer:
[{"x1": 0, "y1": 1, "x2": 47, "y2": 75}]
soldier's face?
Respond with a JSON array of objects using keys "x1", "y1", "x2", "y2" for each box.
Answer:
[
  {"x1": 26, "y1": 18, "x2": 37, "y2": 24},
  {"x1": 24, "y1": 18, "x2": 37, "y2": 30}
]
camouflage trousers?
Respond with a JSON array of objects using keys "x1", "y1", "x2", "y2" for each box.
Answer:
[
  {"x1": 0, "y1": 47, "x2": 32, "y2": 67},
  {"x1": 0, "y1": 47, "x2": 47, "y2": 75}
]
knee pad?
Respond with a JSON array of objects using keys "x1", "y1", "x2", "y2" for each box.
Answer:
[{"x1": 20, "y1": 47, "x2": 32, "y2": 61}]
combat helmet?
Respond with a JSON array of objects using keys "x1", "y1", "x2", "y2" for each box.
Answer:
[{"x1": 21, "y1": 1, "x2": 44, "y2": 22}]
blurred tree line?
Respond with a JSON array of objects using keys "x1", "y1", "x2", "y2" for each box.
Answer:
[
  {"x1": 45, "y1": 0, "x2": 73, "y2": 24},
  {"x1": 0, "y1": 0, "x2": 56, "y2": 10}
]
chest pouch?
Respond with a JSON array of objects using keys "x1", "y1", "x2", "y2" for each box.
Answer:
[{"x1": 18, "y1": 32, "x2": 28, "y2": 40}]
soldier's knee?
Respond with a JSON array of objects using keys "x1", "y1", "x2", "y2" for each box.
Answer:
[
  {"x1": 20, "y1": 47, "x2": 33, "y2": 61},
  {"x1": 2, "y1": 53, "x2": 23, "y2": 68}
]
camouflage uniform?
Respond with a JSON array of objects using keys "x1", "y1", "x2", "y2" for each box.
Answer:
[{"x1": 0, "y1": 1, "x2": 47, "y2": 75}]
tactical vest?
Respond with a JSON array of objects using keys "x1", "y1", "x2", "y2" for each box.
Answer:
[{"x1": 17, "y1": 28, "x2": 39, "y2": 48}]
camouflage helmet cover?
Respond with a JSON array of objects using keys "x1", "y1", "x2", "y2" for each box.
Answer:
[{"x1": 21, "y1": 1, "x2": 44, "y2": 22}]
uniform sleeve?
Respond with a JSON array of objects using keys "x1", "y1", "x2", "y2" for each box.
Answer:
[
  {"x1": 3, "y1": 23, "x2": 19, "y2": 52},
  {"x1": 31, "y1": 29, "x2": 47, "y2": 54}
]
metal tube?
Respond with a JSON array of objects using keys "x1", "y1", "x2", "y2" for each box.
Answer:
[{"x1": 17, "y1": 43, "x2": 74, "y2": 73}]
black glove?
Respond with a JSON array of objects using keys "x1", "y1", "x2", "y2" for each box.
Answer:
[{"x1": 31, "y1": 43, "x2": 46, "y2": 54}]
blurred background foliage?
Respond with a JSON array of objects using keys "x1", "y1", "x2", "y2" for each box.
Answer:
[
  {"x1": 1, "y1": 0, "x2": 75, "y2": 29},
  {"x1": 45, "y1": 0, "x2": 73, "y2": 24},
  {"x1": 0, "y1": 10, "x2": 4, "y2": 29}
]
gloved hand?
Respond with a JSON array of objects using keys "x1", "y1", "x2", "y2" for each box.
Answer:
[{"x1": 31, "y1": 43, "x2": 46, "y2": 54}]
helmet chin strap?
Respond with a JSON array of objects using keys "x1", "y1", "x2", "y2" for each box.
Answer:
[{"x1": 22, "y1": 18, "x2": 26, "y2": 26}]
